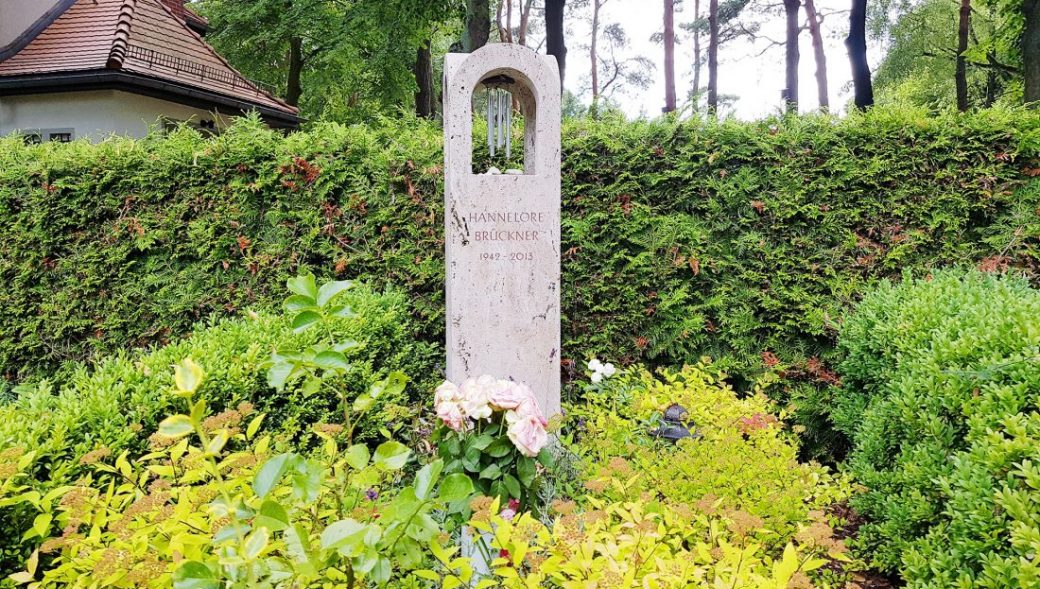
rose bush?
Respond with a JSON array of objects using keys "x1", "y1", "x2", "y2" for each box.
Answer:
[{"x1": 432, "y1": 376, "x2": 553, "y2": 510}]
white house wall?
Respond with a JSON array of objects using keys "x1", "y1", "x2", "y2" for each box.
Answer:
[
  {"x1": 0, "y1": 90, "x2": 231, "y2": 140},
  {"x1": 0, "y1": 0, "x2": 63, "y2": 50}
]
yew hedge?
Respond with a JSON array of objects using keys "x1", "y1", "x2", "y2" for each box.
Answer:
[{"x1": 1, "y1": 108, "x2": 1038, "y2": 414}]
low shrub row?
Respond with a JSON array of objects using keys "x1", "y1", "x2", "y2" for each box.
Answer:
[
  {"x1": 0, "y1": 281, "x2": 438, "y2": 575},
  {"x1": 0, "y1": 290, "x2": 854, "y2": 587},
  {"x1": 824, "y1": 269, "x2": 1040, "y2": 586},
  {"x1": 2, "y1": 108, "x2": 1038, "y2": 433}
]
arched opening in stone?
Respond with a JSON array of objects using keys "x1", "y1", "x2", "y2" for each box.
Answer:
[{"x1": 470, "y1": 73, "x2": 533, "y2": 175}]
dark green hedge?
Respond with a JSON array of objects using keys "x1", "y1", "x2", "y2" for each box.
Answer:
[{"x1": 1, "y1": 109, "x2": 1038, "y2": 401}]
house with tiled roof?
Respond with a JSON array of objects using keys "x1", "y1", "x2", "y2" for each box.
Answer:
[{"x1": 0, "y1": 0, "x2": 300, "y2": 142}]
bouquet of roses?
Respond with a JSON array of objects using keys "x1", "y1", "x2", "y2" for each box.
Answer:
[{"x1": 432, "y1": 376, "x2": 552, "y2": 509}]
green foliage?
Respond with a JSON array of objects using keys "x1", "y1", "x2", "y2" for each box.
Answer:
[
  {"x1": 425, "y1": 497, "x2": 838, "y2": 588},
  {"x1": 11, "y1": 361, "x2": 473, "y2": 589},
  {"x1": 826, "y1": 269, "x2": 1040, "y2": 584},
  {"x1": 0, "y1": 281, "x2": 436, "y2": 576},
  {"x1": 433, "y1": 412, "x2": 554, "y2": 512},
  {"x1": 195, "y1": 0, "x2": 458, "y2": 121},
  {"x1": 873, "y1": 0, "x2": 1023, "y2": 109},
  {"x1": 1, "y1": 109, "x2": 1039, "y2": 442},
  {"x1": 566, "y1": 364, "x2": 853, "y2": 543},
  {"x1": 416, "y1": 365, "x2": 856, "y2": 588}
]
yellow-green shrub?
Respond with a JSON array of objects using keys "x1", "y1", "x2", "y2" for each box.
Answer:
[
  {"x1": 566, "y1": 364, "x2": 852, "y2": 540},
  {"x1": 418, "y1": 495, "x2": 846, "y2": 588},
  {"x1": 12, "y1": 360, "x2": 474, "y2": 589}
]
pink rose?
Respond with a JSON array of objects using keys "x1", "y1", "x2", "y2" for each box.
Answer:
[
  {"x1": 434, "y1": 381, "x2": 469, "y2": 431},
  {"x1": 507, "y1": 394, "x2": 548, "y2": 428},
  {"x1": 507, "y1": 413, "x2": 548, "y2": 457},
  {"x1": 488, "y1": 380, "x2": 531, "y2": 411}
]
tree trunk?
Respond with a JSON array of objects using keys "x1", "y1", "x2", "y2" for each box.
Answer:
[
  {"x1": 414, "y1": 39, "x2": 434, "y2": 118},
  {"x1": 803, "y1": 0, "x2": 829, "y2": 110},
  {"x1": 286, "y1": 36, "x2": 304, "y2": 107},
  {"x1": 591, "y1": 0, "x2": 602, "y2": 103},
  {"x1": 708, "y1": 0, "x2": 719, "y2": 112},
  {"x1": 506, "y1": 0, "x2": 514, "y2": 43},
  {"x1": 783, "y1": 0, "x2": 801, "y2": 112},
  {"x1": 464, "y1": 0, "x2": 491, "y2": 52},
  {"x1": 845, "y1": 0, "x2": 874, "y2": 110},
  {"x1": 546, "y1": 0, "x2": 568, "y2": 89},
  {"x1": 956, "y1": 0, "x2": 971, "y2": 111},
  {"x1": 518, "y1": 0, "x2": 535, "y2": 45},
  {"x1": 497, "y1": 0, "x2": 509, "y2": 43},
  {"x1": 664, "y1": 0, "x2": 677, "y2": 112},
  {"x1": 1025, "y1": 0, "x2": 1040, "y2": 104},
  {"x1": 984, "y1": 50, "x2": 998, "y2": 107},
  {"x1": 693, "y1": 0, "x2": 702, "y2": 97}
]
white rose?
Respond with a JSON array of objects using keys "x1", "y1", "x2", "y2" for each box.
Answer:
[{"x1": 459, "y1": 376, "x2": 493, "y2": 421}]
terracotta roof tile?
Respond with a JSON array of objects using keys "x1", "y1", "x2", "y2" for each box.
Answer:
[{"x1": 0, "y1": 0, "x2": 297, "y2": 117}]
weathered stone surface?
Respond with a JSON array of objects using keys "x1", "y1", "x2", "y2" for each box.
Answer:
[{"x1": 443, "y1": 44, "x2": 562, "y2": 418}]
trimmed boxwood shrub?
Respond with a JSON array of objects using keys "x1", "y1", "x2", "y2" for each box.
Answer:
[{"x1": 828, "y1": 269, "x2": 1040, "y2": 585}]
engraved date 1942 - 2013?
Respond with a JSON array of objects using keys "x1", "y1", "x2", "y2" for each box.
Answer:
[
  {"x1": 468, "y1": 210, "x2": 548, "y2": 262},
  {"x1": 480, "y1": 251, "x2": 535, "y2": 262}
]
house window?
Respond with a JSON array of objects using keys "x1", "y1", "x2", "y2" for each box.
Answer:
[
  {"x1": 23, "y1": 129, "x2": 75, "y2": 143},
  {"x1": 47, "y1": 131, "x2": 73, "y2": 143}
]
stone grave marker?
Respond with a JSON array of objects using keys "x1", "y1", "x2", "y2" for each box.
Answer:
[{"x1": 443, "y1": 44, "x2": 561, "y2": 418}]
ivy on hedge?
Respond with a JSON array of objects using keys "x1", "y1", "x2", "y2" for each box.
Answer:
[{"x1": 0, "y1": 108, "x2": 1038, "y2": 399}]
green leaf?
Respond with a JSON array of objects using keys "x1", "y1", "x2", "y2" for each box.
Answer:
[
  {"x1": 244, "y1": 528, "x2": 269, "y2": 559},
  {"x1": 485, "y1": 438, "x2": 513, "y2": 458},
  {"x1": 517, "y1": 456, "x2": 536, "y2": 486},
  {"x1": 329, "y1": 304, "x2": 357, "y2": 318},
  {"x1": 172, "y1": 561, "x2": 219, "y2": 589},
  {"x1": 291, "y1": 310, "x2": 322, "y2": 333},
  {"x1": 437, "y1": 473, "x2": 475, "y2": 502},
  {"x1": 253, "y1": 453, "x2": 295, "y2": 498},
  {"x1": 290, "y1": 459, "x2": 324, "y2": 504},
  {"x1": 266, "y1": 360, "x2": 295, "y2": 391},
  {"x1": 502, "y1": 474, "x2": 521, "y2": 499},
  {"x1": 32, "y1": 514, "x2": 51, "y2": 538},
  {"x1": 395, "y1": 536, "x2": 423, "y2": 568},
  {"x1": 537, "y1": 448, "x2": 554, "y2": 468},
  {"x1": 284, "y1": 294, "x2": 318, "y2": 313},
  {"x1": 317, "y1": 280, "x2": 354, "y2": 307},
  {"x1": 353, "y1": 395, "x2": 375, "y2": 412},
  {"x1": 313, "y1": 350, "x2": 350, "y2": 371},
  {"x1": 320, "y1": 519, "x2": 367, "y2": 556},
  {"x1": 414, "y1": 460, "x2": 444, "y2": 500},
  {"x1": 479, "y1": 463, "x2": 502, "y2": 480},
  {"x1": 344, "y1": 444, "x2": 370, "y2": 469},
  {"x1": 173, "y1": 358, "x2": 204, "y2": 395},
  {"x1": 287, "y1": 274, "x2": 318, "y2": 300},
  {"x1": 369, "y1": 371, "x2": 409, "y2": 399},
  {"x1": 284, "y1": 523, "x2": 319, "y2": 577},
  {"x1": 373, "y1": 441, "x2": 411, "y2": 470},
  {"x1": 246, "y1": 414, "x2": 266, "y2": 439},
  {"x1": 158, "y1": 415, "x2": 194, "y2": 439},
  {"x1": 469, "y1": 433, "x2": 494, "y2": 451},
  {"x1": 371, "y1": 556, "x2": 392, "y2": 585},
  {"x1": 255, "y1": 500, "x2": 290, "y2": 532}
]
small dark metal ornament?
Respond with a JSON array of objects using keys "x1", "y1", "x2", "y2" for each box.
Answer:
[{"x1": 650, "y1": 403, "x2": 700, "y2": 443}]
